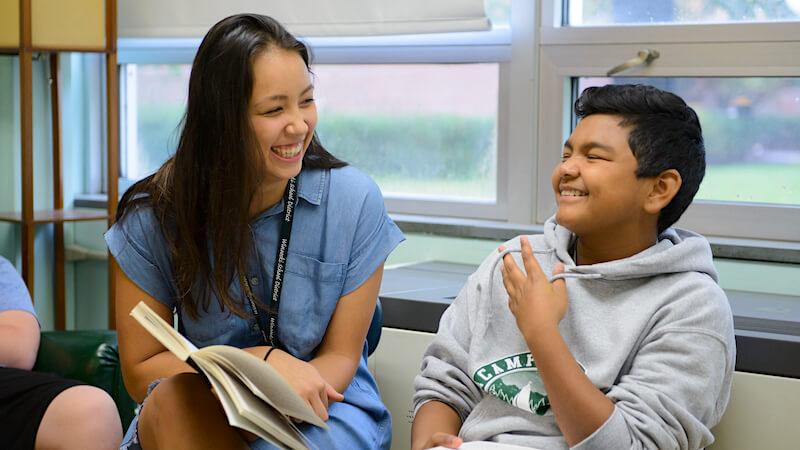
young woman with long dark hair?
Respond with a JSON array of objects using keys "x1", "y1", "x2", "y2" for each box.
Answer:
[{"x1": 106, "y1": 14, "x2": 403, "y2": 449}]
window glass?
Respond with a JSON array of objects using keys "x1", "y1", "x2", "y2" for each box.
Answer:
[
  {"x1": 576, "y1": 77, "x2": 800, "y2": 205},
  {"x1": 123, "y1": 63, "x2": 500, "y2": 202},
  {"x1": 567, "y1": 0, "x2": 800, "y2": 26},
  {"x1": 487, "y1": 0, "x2": 512, "y2": 26},
  {"x1": 314, "y1": 64, "x2": 499, "y2": 201},
  {"x1": 123, "y1": 64, "x2": 188, "y2": 180}
]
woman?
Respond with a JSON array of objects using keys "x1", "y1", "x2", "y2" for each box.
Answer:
[{"x1": 106, "y1": 14, "x2": 403, "y2": 450}]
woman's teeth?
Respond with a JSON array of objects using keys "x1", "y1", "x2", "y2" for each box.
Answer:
[{"x1": 271, "y1": 142, "x2": 303, "y2": 158}]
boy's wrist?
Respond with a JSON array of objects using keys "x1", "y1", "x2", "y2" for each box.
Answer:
[{"x1": 522, "y1": 319, "x2": 562, "y2": 349}]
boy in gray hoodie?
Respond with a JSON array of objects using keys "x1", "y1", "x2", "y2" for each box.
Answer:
[{"x1": 412, "y1": 84, "x2": 736, "y2": 450}]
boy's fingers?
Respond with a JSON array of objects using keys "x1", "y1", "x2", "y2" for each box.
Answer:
[
  {"x1": 551, "y1": 262, "x2": 567, "y2": 296},
  {"x1": 502, "y1": 252, "x2": 521, "y2": 280},
  {"x1": 520, "y1": 237, "x2": 545, "y2": 279}
]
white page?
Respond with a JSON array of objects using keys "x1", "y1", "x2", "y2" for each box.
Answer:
[
  {"x1": 196, "y1": 356, "x2": 307, "y2": 450},
  {"x1": 198, "y1": 345, "x2": 325, "y2": 428},
  {"x1": 130, "y1": 301, "x2": 197, "y2": 361},
  {"x1": 194, "y1": 358, "x2": 277, "y2": 444}
]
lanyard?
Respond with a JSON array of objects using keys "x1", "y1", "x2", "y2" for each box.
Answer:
[{"x1": 241, "y1": 177, "x2": 297, "y2": 349}]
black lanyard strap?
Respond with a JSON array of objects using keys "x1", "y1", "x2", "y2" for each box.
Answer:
[{"x1": 242, "y1": 176, "x2": 297, "y2": 349}]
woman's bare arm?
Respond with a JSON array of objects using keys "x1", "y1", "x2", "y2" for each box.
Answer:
[
  {"x1": 309, "y1": 265, "x2": 384, "y2": 393},
  {"x1": 113, "y1": 258, "x2": 195, "y2": 403}
]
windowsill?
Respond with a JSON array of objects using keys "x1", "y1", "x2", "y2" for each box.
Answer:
[
  {"x1": 390, "y1": 214, "x2": 800, "y2": 265},
  {"x1": 74, "y1": 194, "x2": 800, "y2": 264}
]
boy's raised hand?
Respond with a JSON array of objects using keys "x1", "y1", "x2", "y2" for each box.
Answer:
[{"x1": 500, "y1": 236, "x2": 568, "y2": 340}]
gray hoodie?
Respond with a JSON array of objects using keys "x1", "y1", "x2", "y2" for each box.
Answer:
[{"x1": 414, "y1": 218, "x2": 735, "y2": 450}]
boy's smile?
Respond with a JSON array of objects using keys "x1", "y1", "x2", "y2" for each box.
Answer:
[{"x1": 552, "y1": 114, "x2": 658, "y2": 255}]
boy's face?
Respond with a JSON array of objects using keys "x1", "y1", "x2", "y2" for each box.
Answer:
[{"x1": 551, "y1": 114, "x2": 655, "y2": 238}]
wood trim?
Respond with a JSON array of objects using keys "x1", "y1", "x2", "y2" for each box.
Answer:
[
  {"x1": 50, "y1": 53, "x2": 65, "y2": 330},
  {"x1": 106, "y1": 0, "x2": 119, "y2": 329},
  {"x1": 20, "y1": 0, "x2": 34, "y2": 297},
  {"x1": 0, "y1": 209, "x2": 111, "y2": 224}
]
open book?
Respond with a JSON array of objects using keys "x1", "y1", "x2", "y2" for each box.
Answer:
[{"x1": 130, "y1": 301, "x2": 326, "y2": 450}]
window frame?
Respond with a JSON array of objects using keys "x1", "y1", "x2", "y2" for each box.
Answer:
[
  {"x1": 536, "y1": 1, "x2": 800, "y2": 241},
  {"x1": 116, "y1": 11, "x2": 537, "y2": 221}
]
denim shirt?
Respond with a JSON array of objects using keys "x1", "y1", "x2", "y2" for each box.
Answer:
[{"x1": 105, "y1": 165, "x2": 404, "y2": 359}]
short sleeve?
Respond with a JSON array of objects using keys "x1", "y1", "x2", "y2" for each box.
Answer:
[
  {"x1": 341, "y1": 177, "x2": 405, "y2": 295},
  {"x1": 0, "y1": 256, "x2": 35, "y2": 315},
  {"x1": 104, "y1": 205, "x2": 177, "y2": 308}
]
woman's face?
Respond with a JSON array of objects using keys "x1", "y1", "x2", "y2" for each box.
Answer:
[{"x1": 249, "y1": 48, "x2": 317, "y2": 183}]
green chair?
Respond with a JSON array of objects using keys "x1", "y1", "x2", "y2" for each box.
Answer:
[{"x1": 33, "y1": 330, "x2": 137, "y2": 430}]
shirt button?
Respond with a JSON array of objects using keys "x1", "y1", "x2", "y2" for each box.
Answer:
[{"x1": 250, "y1": 277, "x2": 259, "y2": 286}]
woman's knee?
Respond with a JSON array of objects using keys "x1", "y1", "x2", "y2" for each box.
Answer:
[{"x1": 139, "y1": 373, "x2": 211, "y2": 429}]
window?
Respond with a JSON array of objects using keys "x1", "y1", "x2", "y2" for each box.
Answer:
[
  {"x1": 568, "y1": 0, "x2": 800, "y2": 25},
  {"x1": 576, "y1": 77, "x2": 800, "y2": 206},
  {"x1": 538, "y1": 0, "x2": 800, "y2": 241},
  {"x1": 119, "y1": 0, "x2": 518, "y2": 220},
  {"x1": 314, "y1": 64, "x2": 499, "y2": 203}
]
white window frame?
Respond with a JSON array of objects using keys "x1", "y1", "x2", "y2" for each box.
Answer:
[
  {"x1": 117, "y1": 2, "x2": 536, "y2": 222},
  {"x1": 537, "y1": 1, "x2": 800, "y2": 242}
]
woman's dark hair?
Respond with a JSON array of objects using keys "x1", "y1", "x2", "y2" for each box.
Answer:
[
  {"x1": 116, "y1": 14, "x2": 346, "y2": 318},
  {"x1": 574, "y1": 84, "x2": 705, "y2": 233}
]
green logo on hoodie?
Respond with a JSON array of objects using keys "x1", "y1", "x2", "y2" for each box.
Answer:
[{"x1": 472, "y1": 352, "x2": 551, "y2": 415}]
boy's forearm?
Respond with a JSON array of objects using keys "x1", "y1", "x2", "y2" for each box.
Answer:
[
  {"x1": 525, "y1": 324, "x2": 614, "y2": 447},
  {"x1": 411, "y1": 400, "x2": 462, "y2": 450}
]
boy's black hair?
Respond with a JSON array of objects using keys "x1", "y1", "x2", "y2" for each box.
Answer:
[{"x1": 574, "y1": 84, "x2": 705, "y2": 233}]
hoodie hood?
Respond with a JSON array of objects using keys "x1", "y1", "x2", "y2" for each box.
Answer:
[{"x1": 543, "y1": 216, "x2": 719, "y2": 283}]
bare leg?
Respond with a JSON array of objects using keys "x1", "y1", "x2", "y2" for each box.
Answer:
[
  {"x1": 35, "y1": 385, "x2": 122, "y2": 450},
  {"x1": 138, "y1": 373, "x2": 249, "y2": 450}
]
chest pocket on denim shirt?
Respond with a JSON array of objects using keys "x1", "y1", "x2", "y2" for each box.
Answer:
[
  {"x1": 179, "y1": 281, "x2": 244, "y2": 348},
  {"x1": 279, "y1": 252, "x2": 346, "y2": 358}
]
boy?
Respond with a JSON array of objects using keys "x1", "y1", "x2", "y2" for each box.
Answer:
[
  {"x1": 412, "y1": 84, "x2": 735, "y2": 450},
  {"x1": 0, "y1": 255, "x2": 122, "y2": 449}
]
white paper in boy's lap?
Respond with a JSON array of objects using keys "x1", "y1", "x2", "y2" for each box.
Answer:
[{"x1": 430, "y1": 442, "x2": 540, "y2": 450}]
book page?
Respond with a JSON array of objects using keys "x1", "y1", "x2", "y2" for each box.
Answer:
[
  {"x1": 198, "y1": 346, "x2": 325, "y2": 429},
  {"x1": 194, "y1": 358, "x2": 304, "y2": 450},
  {"x1": 130, "y1": 301, "x2": 197, "y2": 361}
]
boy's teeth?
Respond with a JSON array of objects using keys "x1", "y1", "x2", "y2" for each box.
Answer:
[{"x1": 561, "y1": 190, "x2": 587, "y2": 197}]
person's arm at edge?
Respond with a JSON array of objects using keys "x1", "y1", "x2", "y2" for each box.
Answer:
[
  {"x1": 411, "y1": 400, "x2": 463, "y2": 450},
  {"x1": 114, "y1": 258, "x2": 195, "y2": 403},
  {"x1": 0, "y1": 310, "x2": 40, "y2": 370}
]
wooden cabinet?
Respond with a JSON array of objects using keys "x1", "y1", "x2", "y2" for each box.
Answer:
[{"x1": 0, "y1": 0, "x2": 119, "y2": 329}]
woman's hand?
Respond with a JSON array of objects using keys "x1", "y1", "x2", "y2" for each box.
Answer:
[
  {"x1": 415, "y1": 432, "x2": 462, "y2": 450},
  {"x1": 427, "y1": 433, "x2": 462, "y2": 449},
  {"x1": 500, "y1": 236, "x2": 568, "y2": 341},
  {"x1": 267, "y1": 348, "x2": 344, "y2": 421}
]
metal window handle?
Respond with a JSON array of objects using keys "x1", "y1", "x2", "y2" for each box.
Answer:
[{"x1": 606, "y1": 49, "x2": 660, "y2": 76}]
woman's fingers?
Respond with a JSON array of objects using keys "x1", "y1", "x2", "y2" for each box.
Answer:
[
  {"x1": 429, "y1": 432, "x2": 462, "y2": 449},
  {"x1": 309, "y1": 392, "x2": 329, "y2": 421},
  {"x1": 326, "y1": 383, "x2": 344, "y2": 403}
]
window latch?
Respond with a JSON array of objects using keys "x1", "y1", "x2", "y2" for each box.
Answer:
[{"x1": 606, "y1": 49, "x2": 660, "y2": 76}]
